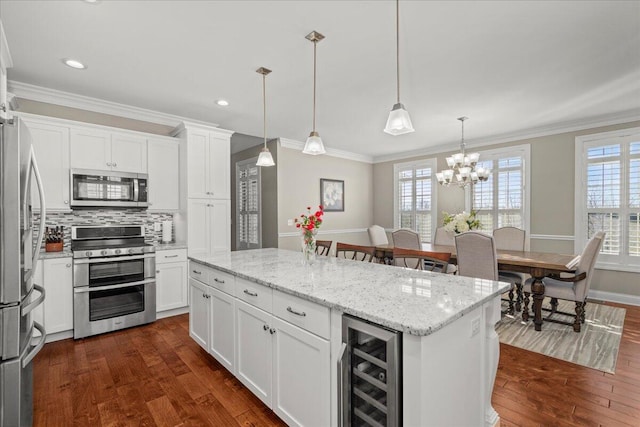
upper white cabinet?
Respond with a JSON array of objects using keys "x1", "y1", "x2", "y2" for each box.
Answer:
[
  {"x1": 148, "y1": 138, "x2": 180, "y2": 211},
  {"x1": 70, "y1": 128, "x2": 147, "y2": 173},
  {"x1": 24, "y1": 119, "x2": 71, "y2": 211}
]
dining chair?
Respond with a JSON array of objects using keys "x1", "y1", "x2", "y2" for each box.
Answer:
[
  {"x1": 392, "y1": 248, "x2": 451, "y2": 273},
  {"x1": 493, "y1": 226, "x2": 527, "y2": 313},
  {"x1": 335, "y1": 243, "x2": 376, "y2": 262},
  {"x1": 367, "y1": 225, "x2": 389, "y2": 246},
  {"x1": 315, "y1": 240, "x2": 332, "y2": 256},
  {"x1": 523, "y1": 231, "x2": 605, "y2": 332},
  {"x1": 391, "y1": 229, "x2": 421, "y2": 268},
  {"x1": 433, "y1": 227, "x2": 458, "y2": 274}
]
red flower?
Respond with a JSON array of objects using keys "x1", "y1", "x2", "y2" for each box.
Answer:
[
  {"x1": 295, "y1": 223, "x2": 300, "y2": 228},
  {"x1": 307, "y1": 222, "x2": 315, "y2": 230},
  {"x1": 314, "y1": 211, "x2": 322, "y2": 217}
]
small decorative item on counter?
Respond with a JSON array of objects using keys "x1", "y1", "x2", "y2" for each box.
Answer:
[
  {"x1": 45, "y1": 226, "x2": 64, "y2": 252},
  {"x1": 442, "y1": 210, "x2": 480, "y2": 234},
  {"x1": 294, "y1": 205, "x2": 324, "y2": 265}
]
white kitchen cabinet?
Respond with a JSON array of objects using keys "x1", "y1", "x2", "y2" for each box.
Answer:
[
  {"x1": 189, "y1": 277, "x2": 210, "y2": 350},
  {"x1": 70, "y1": 128, "x2": 147, "y2": 173},
  {"x1": 188, "y1": 199, "x2": 230, "y2": 256},
  {"x1": 208, "y1": 134, "x2": 230, "y2": 199},
  {"x1": 147, "y1": 138, "x2": 180, "y2": 211},
  {"x1": 184, "y1": 128, "x2": 231, "y2": 200},
  {"x1": 209, "y1": 287, "x2": 235, "y2": 373},
  {"x1": 25, "y1": 120, "x2": 71, "y2": 211},
  {"x1": 156, "y1": 249, "x2": 188, "y2": 313},
  {"x1": 42, "y1": 257, "x2": 74, "y2": 334},
  {"x1": 235, "y1": 299, "x2": 273, "y2": 407},
  {"x1": 272, "y1": 316, "x2": 330, "y2": 427}
]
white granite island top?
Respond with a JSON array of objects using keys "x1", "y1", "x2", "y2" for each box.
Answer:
[{"x1": 190, "y1": 248, "x2": 511, "y2": 336}]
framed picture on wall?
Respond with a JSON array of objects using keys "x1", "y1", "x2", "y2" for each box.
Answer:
[{"x1": 320, "y1": 179, "x2": 344, "y2": 212}]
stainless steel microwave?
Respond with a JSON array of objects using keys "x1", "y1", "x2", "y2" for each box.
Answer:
[{"x1": 70, "y1": 169, "x2": 149, "y2": 208}]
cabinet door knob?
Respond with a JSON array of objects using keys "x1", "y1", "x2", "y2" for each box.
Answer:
[
  {"x1": 263, "y1": 324, "x2": 269, "y2": 331},
  {"x1": 106, "y1": 162, "x2": 112, "y2": 166},
  {"x1": 64, "y1": 200, "x2": 69, "y2": 204},
  {"x1": 269, "y1": 328, "x2": 276, "y2": 335},
  {"x1": 66, "y1": 263, "x2": 71, "y2": 268},
  {"x1": 156, "y1": 270, "x2": 160, "y2": 274},
  {"x1": 113, "y1": 162, "x2": 117, "y2": 167}
]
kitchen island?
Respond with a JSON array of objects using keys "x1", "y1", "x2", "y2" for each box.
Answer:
[{"x1": 189, "y1": 248, "x2": 510, "y2": 427}]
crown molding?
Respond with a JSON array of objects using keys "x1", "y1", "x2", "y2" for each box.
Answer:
[
  {"x1": 279, "y1": 137, "x2": 373, "y2": 164},
  {"x1": 8, "y1": 80, "x2": 220, "y2": 129},
  {"x1": 373, "y1": 109, "x2": 640, "y2": 164},
  {"x1": 171, "y1": 121, "x2": 234, "y2": 138}
]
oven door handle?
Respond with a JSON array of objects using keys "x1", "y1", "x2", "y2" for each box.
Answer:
[
  {"x1": 74, "y1": 279, "x2": 156, "y2": 293},
  {"x1": 73, "y1": 253, "x2": 156, "y2": 264}
]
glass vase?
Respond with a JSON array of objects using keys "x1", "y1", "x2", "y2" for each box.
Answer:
[{"x1": 301, "y1": 229, "x2": 317, "y2": 265}]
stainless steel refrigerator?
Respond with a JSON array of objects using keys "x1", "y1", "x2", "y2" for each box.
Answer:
[{"x1": 1, "y1": 116, "x2": 47, "y2": 427}]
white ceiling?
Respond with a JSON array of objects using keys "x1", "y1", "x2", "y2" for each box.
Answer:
[{"x1": 2, "y1": 0, "x2": 639, "y2": 160}]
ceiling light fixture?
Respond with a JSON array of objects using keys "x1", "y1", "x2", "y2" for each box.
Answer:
[
  {"x1": 216, "y1": 99, "x2": 229, "y2": 107},
  {"x1": 436, "y1": 117, "x2": 490, "y2": 188},
  {"x1": 63, "y1": 59, "x2": 87, "y2": 69},
  {"x1": 384, "y1": 0, "x2": 414, "y2": 136},
  {"x1": 302, "y1": 30, "x2": 326, "y2": 156},
  {"x1": 256, "y1": 67, "x2": 275, "y2": 167}
]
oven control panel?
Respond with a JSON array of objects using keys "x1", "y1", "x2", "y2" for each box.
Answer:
[{"x1": 73, "y1": 245, "x2": 155, "y2": 259}]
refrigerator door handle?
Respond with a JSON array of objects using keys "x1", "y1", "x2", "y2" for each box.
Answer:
[
  {"x1": 22, "y1": 321, "x2": 46, "y2": 368},
  {"x1": 337, "y1": 342, "x2": 347, "y2": 427},
  {"x1": 29, "y1": 145, "x2": 47, "y2": 276},
  {"x1": 20, "y1": 284, "x2": 45, "y2": 316}
]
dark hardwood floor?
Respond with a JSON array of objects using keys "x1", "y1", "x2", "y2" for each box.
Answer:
[{"x1": 33, "y1": 302, "x2": 640, "y2": 426}]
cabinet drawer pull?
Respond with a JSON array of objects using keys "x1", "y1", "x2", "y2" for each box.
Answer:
[
  {"x1": 243, "y1": 289, "x2": 258, "y2": 297},
  {"x1": 164, "y1": 254, "x2": 179, "y2": 258},
  {"x1": 286, "y1": 306, "x2": 307, "y2": 317},
  {"x1": 192, "y1": 270, "x2": 202, "y2": 275},
  {"x1": 213, "y1": 278, "x2": 225, "y2": 284}
]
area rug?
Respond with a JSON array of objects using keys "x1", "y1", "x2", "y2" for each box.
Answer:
[{"x1": 496, "y1": 299, "x2": 625, "y2": 374}]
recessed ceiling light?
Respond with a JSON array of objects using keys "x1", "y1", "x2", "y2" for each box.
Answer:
[
  {"x1": 216, "y1": 99, "x2": 229, "y2": 107},
  {"x1": 63, "y1": 59, "x2": 87, "y2": 69},
  {"x1": 83, "y1": 0, "x2": 101, "y2": 4}
]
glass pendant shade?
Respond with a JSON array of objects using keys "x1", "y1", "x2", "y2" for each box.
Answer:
[
  {"x1": 256, "y1": 146, "x2": 275, "y2": 167},
  {"x1": 384, "y1": 103, "x2": 414, "y2": 135},
  {"x1": 303, "y1": 131, "x2": 326, "y2": 155}
]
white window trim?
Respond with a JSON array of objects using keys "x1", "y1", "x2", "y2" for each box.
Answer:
[
  {"x1": 393, "y1": 158, "x2": 438, "y2": 242},
  {"x1": 465, "y1": 143, "x2": 531, "y2": 249},
  {"x1": 575, "y1": 126, "x2": 640, "y2": 273}
]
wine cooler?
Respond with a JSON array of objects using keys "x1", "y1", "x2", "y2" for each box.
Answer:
[{"x1": 339, "y1": 315, "x2": 402, "y2": 427}]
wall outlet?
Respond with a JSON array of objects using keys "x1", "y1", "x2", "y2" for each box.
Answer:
[
  {"x1": 287, "y1": 219, "x2": 294, "y2": 226},
  {"x1": 471, "y1": 317, "x2": 480, "y2": 337},
  {"x1": 153, "y1": 222, "x2": 162, "y2": 232}
]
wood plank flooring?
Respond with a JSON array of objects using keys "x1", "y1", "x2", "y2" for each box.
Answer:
[{"x1": 33, "y1": 302, "x2": 640, "y2": 426}]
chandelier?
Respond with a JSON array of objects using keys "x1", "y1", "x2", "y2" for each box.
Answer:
[{"x1": 436, "y1": 117, "x2": 490, "y2": 188}]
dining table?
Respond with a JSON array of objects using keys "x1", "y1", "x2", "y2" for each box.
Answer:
[{"x1": 375, "y1": 243, "x2": 581, "y2": 331}]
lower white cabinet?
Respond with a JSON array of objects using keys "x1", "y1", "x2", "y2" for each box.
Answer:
[
  {"x1": 33, "y1": 257, "x2": 74, "y2": 337},
  {"x1": 209, "y1": 287, "x2": 235, "y2": 372},
  {"x1": 156, "y1": 249, "x2": 188, "y2": 313},
  {"x1": 189, "y1": 278, "x2": 210, "y2": 349}
]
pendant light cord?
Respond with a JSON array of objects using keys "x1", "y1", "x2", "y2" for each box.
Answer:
[
  {"x1": 396, "y1": 0, "x2": 400, "y2": 104},
  {"x1": 313, "y1": 40, "x2": 317, "y2": 132},
  {"x1": 263, "y1": 73, "x2": 267, "y2": 148}
]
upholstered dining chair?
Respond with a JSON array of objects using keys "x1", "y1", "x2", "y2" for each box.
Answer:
[
  {"x1": 315, "y1": 240, "x2": 332, "y2": 256},
  {"x1": 367, "y1": 225, "x2": 389, "y2": 246},
  {"x1": 493, "y1": 227, "x2": 527, "y2": 314},
  {"x1": 392, "y1": 248, "x2": 451, "y2": 273},
  {"x1": 335, "y1": 243, "x2": 376, "y2": 262},
  {"x1": 391, "y1": 229, "x2": 421, "y2": 268},
  {"x1": 523, "y1": 231, "x2": 605, "y2": 332},
  {"x1": 433, "y1": 227, "x2": 458, "y2": 274}
]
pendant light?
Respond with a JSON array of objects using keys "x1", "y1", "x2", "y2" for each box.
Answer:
[
  {"x1": 303, "y1": 31, "x2": 326, "y2": 155},
  {"x1": 256, "y1": 67, "x2": 275, "y2": 167},
  {"x1": 384, "y1": 0, "x2": 414, "y2": 136}
]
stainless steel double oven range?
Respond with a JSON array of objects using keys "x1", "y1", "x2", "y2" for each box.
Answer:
[{"x1": 71, "y1": 225, "x2": 156, "y2": 339}]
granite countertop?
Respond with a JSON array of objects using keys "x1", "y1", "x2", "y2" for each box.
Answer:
[
  {"x1": 154, "y1": 242, "x2": 188, "y2": 251},
  {"x1": 190, "y1": 248, "x2": 511, "y2": 336}
]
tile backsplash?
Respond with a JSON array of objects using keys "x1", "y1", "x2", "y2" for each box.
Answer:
[{"x1": 34, "y1": 209, "x2": 175, "y2": 249}]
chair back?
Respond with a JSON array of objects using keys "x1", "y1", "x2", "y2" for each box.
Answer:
[
  {"x1": 335, "y1": 243, "x2": 376, "y2": 262},
  {"x1": 455, "y1": 232, "x2": 499, "y2": 281},
  {"x1": 434, "y1": 227, "x2": 455, "y2": 246},
  {"x1": 315, "y1": 240, "x2": 332, "y2": 256},
  {"x1": 368, "y1": 225, "x2": 389, "y2": 246},
  {"x1": 575, "y1": 231, "x2": 605, "y2": 300},
  {"x1": 391, "y1": 229, "x2": 421, "y2": 268},
  {"x1": 493, "y1": 227, "x2": 526, "y2": 251},
  {"x1": 392, "y1": 248, "x2": 451, "y2": 273}
]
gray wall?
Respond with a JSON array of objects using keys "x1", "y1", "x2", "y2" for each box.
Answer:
[
  {"x1": 373, "y1": 120, "x2": 640, "y2": 296},
  {"x1": 230, "y1": 135, "x2": 278, "y2": 250}
]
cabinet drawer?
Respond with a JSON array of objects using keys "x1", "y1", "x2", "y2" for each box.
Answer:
[
  {"x1": 209, "y1": 268, "x2": 235, "y2": 295},
  {"x1": 273, "y1": 291, "x2": 330, "y2": 339},
  {"x1": 236, "y1": 278, "x2": 272, "y2": 313},
  {"x1": 156, "y1": 249, "x2": 187, "y2": 264},
  {"x1": 189, "y1": 261, "x2": 209, "y2": 283}
]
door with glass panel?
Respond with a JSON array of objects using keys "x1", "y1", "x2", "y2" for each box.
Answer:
[{"x1": 236, "y1": 158, "x2": 261, "y2": 250}]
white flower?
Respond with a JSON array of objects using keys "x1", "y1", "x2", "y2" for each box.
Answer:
[
  {"x1": 444, "y1": 221, "x2": 456, "y2": 232},
  {"x1": 457, "y1": 220, "x2": 470, "y2": 232}
]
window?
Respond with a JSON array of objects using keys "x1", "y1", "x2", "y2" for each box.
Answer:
[
  {"x1": 575, "y1": 127, "x2": 640, "y2": 272},
  {"x1": 236, "y1": 159, "x2": 261, "y2": 250},
  {"x1": 394, "y1": 159, "x2": 437, "y2": 243},
  {"x1": 468, "y1": 145, "x2": 531, "y2": 236}
]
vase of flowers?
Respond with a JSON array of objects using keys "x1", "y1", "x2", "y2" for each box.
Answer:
[
  {"x1": 295, "y1": 205, "x2": 324, "y2": 265},
  {"x1": 442, "y1": 210, "x2": 480, "y2": 234}
]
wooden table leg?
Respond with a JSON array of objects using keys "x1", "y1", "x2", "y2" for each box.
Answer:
[{"x1": 530, "y1": 268, "x2": 546, "y2": 331}]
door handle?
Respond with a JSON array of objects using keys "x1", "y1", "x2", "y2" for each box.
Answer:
[
  {"x1": 21, "y1": 284, "x2": 45, "y2": 316},
  {"x1": 286, "y1": 306, "x2": 306, "y2": 317},
  {"x1": 23, "y1": 321, "x2": 46, "y2": 367}
]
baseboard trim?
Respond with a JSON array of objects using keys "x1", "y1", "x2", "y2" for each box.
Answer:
[
  {"x1": 42, "y1": 330, "x2": 74, "y2": 343},
  {"x1": 157, "y1": 306, "x2": 189, "y2": 319},
  {"x1": 589, "y1": 290, "x2": 640, "y2": 306}
]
